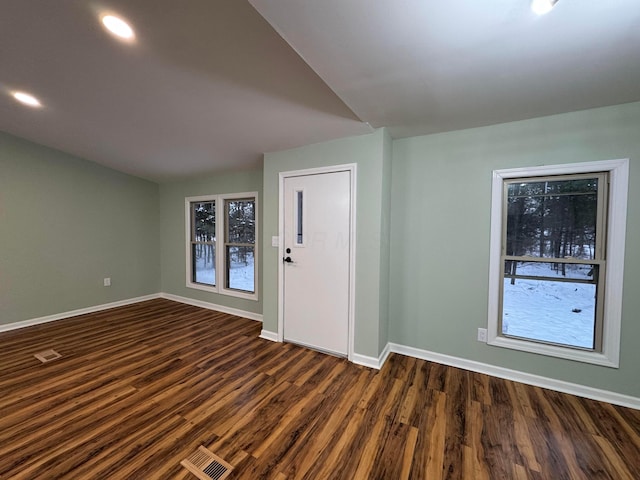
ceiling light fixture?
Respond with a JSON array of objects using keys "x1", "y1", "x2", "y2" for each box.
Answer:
[
  {"x1": 101, "y1": 15, "x2": 135, "y2": 40},
  {"x1": 12, "y1": 91, "x2": 42, "y2": 108},
  {"x1": 531, "y1": 0, "x2": 558, "y2": 15}
]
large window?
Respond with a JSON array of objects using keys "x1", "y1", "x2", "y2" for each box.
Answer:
[
  {"x1": 186, "y1": 192, "x2": 258, "y2": 300},
  {"x1": 487, "y1": 160, "x2": 628, "y2": 367},
  {"x1": 502, "y1": 174, "x2": 606, "y2": 350}
]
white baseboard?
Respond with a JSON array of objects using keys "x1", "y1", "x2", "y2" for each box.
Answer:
[
  {"x1": 387, "y1": 343, "x2": 640, "y2": 410},
  {"x1": 0, "y1": 293, "x2": 263, "y2": 334},
  {"x1": 0, "y1": 294, "x2": 161, "y2": 333},
  {"x1": 351, "y1": 353, "x2": 378, "y2": 369},
  {"x1": 352, "y1": 342, "x2": 391, "y2": 370},
  {"x1": 379, "y1": 342, "x2": 392, "y2": 367},
  {"x1": 159, "y1": 293, "x2": 263, "y2": 322},
  {"x1": 259, "y1": 329, "x2": 279, "y2": 342}
]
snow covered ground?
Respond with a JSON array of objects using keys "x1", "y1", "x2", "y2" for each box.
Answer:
[
  {"x1": 194, "y1": 253, "x2": 254, "y2": 292},
  {"x1": 502, "y1": 262, "x2": 596, "y2": 348},
  {"x1": 228, "y1": 254, "x2": 255, "y2": 292},
  {"x1": 194, "y1": 255, "x2": 216, "y2": 286}
]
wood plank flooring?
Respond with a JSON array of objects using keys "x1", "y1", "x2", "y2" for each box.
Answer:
[{"x1": 0, "y1": 299, "x2": 638, "y2": 479}]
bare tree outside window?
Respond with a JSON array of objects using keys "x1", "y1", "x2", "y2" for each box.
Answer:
[
  {"x1": 225, "y1": 199, "x2": 255, "y2": 293},
  {"x1": 191, "y1": 201, "x2": 216, "y2": 286}
]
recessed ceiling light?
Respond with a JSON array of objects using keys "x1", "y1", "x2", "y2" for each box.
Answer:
[
  {"x1": 531, "y1": 0, "x2": 558, "y2": 15},
  {"x1": 101, "y1": 15, "x2": 135, "y2": 40},
  {"x1": 12, "y1": 91, "x2": 42, "y2": 108}
]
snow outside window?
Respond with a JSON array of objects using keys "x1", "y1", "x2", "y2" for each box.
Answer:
[
  {"x1": 487, "y1": 160, "x2": 628, "y2": 367},
  {"x1": 189, "y1": 201, "x2": 216, "y2": 287},
  {"x1": 186, "y1": 192, "x2": 258, "y2": 301},
  {"x1": 501, "y1": 173, "x2": 607, "y2": 350},
  {"x1": 224, "y1": 198, "x2": 256, "y2": 294}
]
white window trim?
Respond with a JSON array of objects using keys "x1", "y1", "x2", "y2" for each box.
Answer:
[
  {"x1": 185, "y1": 192, "x2": 259, "y2": 301},
  {"x1": 487, "y1": 159, "x2": 629, "y2": 367}
]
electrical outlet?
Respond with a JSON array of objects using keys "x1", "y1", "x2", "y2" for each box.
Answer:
[
  {"x1": 477, "y1": 328, "x2": 487, "y2": 342},
  {"x1": 103, "y1": 277, "x2": 111, "y2": 287}
]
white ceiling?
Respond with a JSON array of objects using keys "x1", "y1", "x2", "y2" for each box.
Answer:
[
  {"x1": 250, "y1": 0, "x2": 640, "y2": 138},
  {"x1": 2, "y1": 1, "x2": 639, "y2": 182},
  {"x1": 0, "y1": 0, "x2": 369, "y2": 181}
]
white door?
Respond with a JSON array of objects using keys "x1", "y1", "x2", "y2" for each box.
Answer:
[{"x1": 282, "y1": 170, "x2": 351, "y2": 356}]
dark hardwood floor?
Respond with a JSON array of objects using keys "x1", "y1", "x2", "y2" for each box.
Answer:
[{"x1": 0, "y1": 299, "x2": 638, "y2": 479}]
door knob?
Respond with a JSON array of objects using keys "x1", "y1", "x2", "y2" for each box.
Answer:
[{"x1": 283, "y1": 256, "x2": 293, "y2": 263}]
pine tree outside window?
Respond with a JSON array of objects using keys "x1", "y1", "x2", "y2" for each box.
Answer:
[
  {"x1": 500, "y1": 173, "x2": 606, "y2": 350},
  {"x1": 487, "y1": 160, "x2": 628, "y2": 367}
]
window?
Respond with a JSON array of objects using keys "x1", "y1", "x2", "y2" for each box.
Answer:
[
  {"x1": 295, "y1": 189, "x2": 304, "y2": 245},
  {"x1": 224, "y1": 198, "x2": 256, "y2": 293},
  {"x1": 487, "y1": 160, "x2": 628, "y2": 367},
  {"x1": 503, "y1": 174, "x2": 607, "y2": 350},
  {"x1": 186, "y1": 192, "x2": 258, "y2": 300},
  {"x1": 190, "y1": 201, "x2": 216, "y2": 286}
]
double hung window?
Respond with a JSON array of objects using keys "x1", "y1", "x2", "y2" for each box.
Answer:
[
  {"x1": 190, "y1": 201, "x2": 216, "y2": 286},
  {"x1": 487, "y1": 160, "x2": 628, "y2": 367},
  {"x1": 223, "y1": 198, "x2": 257, "y2": 292},
  {"x1": 186, "y1": 192, "x2": 258, "y2": 300},
  {"x1": 501, "y1": 173, "x2": 606, "y2": 350}
]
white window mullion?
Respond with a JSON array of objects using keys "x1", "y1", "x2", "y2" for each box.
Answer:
[{"x1": 215, "y1": 196, "x2": 224, "y2": 293}]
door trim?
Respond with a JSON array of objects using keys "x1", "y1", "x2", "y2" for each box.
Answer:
[{"x1": 277, "y1": 164, "x2": 357, "y2": 362}]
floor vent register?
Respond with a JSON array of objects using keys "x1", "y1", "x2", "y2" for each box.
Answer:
[
  {"x1": 181, "y1": 445, "x2": 234, "y2": 480},
  {"x1": 34, "y1": 349, "x2": 62, "y2": 363}
]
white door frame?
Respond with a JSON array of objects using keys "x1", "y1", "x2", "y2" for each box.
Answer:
[{"x1": 277, "y1": 163, "x2": 357, "y2": 361}]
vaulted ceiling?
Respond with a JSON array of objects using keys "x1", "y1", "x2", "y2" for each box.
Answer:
[{"x1": 2, "y1": 0, "x2": 639, "y2": 181}]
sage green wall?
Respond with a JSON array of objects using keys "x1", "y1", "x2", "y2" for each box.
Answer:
[
  {"x1": 389, "y1": 101, "x2": 640, "y2": 397},
  {"x1": 378, "y1": 128, "x2": 393, "y2": 352},
  {"x1": 262, "y1": 129, "x2": 389, "y2": 358},
  {"x1": 0, "y1": 132, "x2": 160, "y2": 325},
  {"x1": 158, "y1": 169, "x2": 263, "y2": 314}
]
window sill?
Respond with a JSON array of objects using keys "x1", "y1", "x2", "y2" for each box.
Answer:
[
  {"x1": 487, "y1": 335, "x2": 618, "y2": 368},
  {"x1": 186, "y1": 282, "x2": 258, "y2": 301}
]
